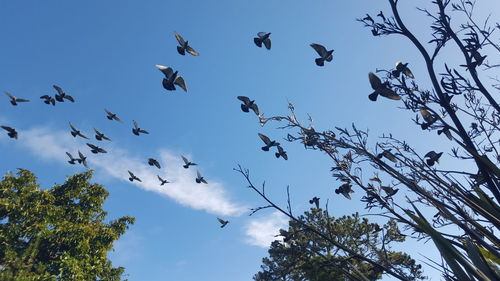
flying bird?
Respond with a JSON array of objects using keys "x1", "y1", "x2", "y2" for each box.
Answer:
[
  {"x1": 195, "y1": 170, "x2": 208, "y2": 184},
  {"x1": 132, "y1": 120, "x2": 149, "y2": 136},
  {"x1": 1, "y1": 126, "x2": 18, "y2": 139},
  {"x1": 104, "y1": 109, "x2": 123, "y2": 122},
  {"x1": 128, "y1": 171, "x2": 142, "y2": 182},
  {"x1": 77, "y1": 150, "x2": 88, "y2": 168},
  {"x1": 40, "y1": 95, "x2": 55, "y2": 106},
  {"x1": 181, "y1": 155, "x2": 197, "y2": 169},
  {"x1": 174, "y1": 32, "x2": 199, "y2": 56},
  {"x1": 69, "y1": 123, "x2": 89, "y2": 139},
  {"x1": 309, "y1": 197, "x2": 320, "y2": 208},
  {"x1": 217, "y1": 218, "x2": 229, "y2": 228},
  {"x1": 155, "y1": 65, "x2": 188, "y2": 92},
  {"x1": 94, "y1": 128, "x2": 112, "y2": 141},
  {"x1": 392, "y1": 61, "x2": 414, "y2": 78},
  {"x1": 53, "y1": 85, "x2": 75, "y2": 102},
  {"x1": 377, "y1": 149, "x2": 397, "y2": 163},
  {"x1": 275, "y1": 145, "x2": 288, "y2": 160},
  {"x1": 368, "y1": 72, "x2": 401, "y2": 101},
  {"x1": 258, "y1": 133, "x2": 279, "y2": 151},
  {"x1": 335, "y1": 181, "x2": 354, "y2": 200},
  {"x1": 310, "y1": 43, "x2": 334, "y2": 66},
  {"x1": 237, "y1": 96, "x2": 259, "y2": 115},
  {"x1": 424, "y1": 151, "x2": 443, "y2": 166},
  {"x1": 66, "y1": 152, "x2": 78, "y2": 164},
  {"x1": 86, "y1": 143, "x2": 107, "y2": 154},
  {"x1": 419, "y1": 108, "x2": 437, "y2": 130},
  {"x1": 5, "y1": 92, "x2": 29, "y2": 106},
  {"x1": 381, "y1": 186, "x2": 399, "y2": 197},
  {"x1": 254, "y1": 32, "x2": 271, "y2": 50},
  {"x1": 157, "y1": 175, "x2": 169, "y2": 186},
  {"x1": 148, "y1": 158, "x2": 161, "y2": 169}
]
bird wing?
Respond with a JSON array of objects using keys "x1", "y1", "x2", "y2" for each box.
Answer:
[
  {"x1": 69, "y1": 123, "x2": 77, "y2": 132},
  {"x1": 66, "y1": 152, "x2": 73, "y2": 159},
  {"x1": 133, "y1": 120, "x2": 139, "y2": 129},
  {"x1": 310, "y1": 43, "x2": 327, "y2": 56},
  {"x1": 368, "y1": 72, "x2": 382, "y2": 90},
  {"x1": 237, "y1": 96, "x2": 250, "y2": 104},
  {"x1": 258, "y1": 133, "x2": 271, "y2": 145},
  {"x1": 157, "y1": 175, "x2": 164, "y2": 182},
  {"x1": 378, "y1": 88, "x2": 401, "y2": 100},
  {"x1": 53, "y1": 85, "x2": 64, "y2": 95},
  {"x1": 263, "y1": 38, "x2": 271, "y2": 50},
  {"x1": 257, "y1": 32, "x2": 267, "y2": 38},
  {"x1": 64, "y1": 95, "x2": 75, "y2": 102},
  {"x1": 174, "y1": 76, "x2": 188, "y2": 92},
  {"x1": 93, "y1": 128, "x2": 102, "y2": 135},
  {"x1": 174, "y1": 32, "x2": 186, "y2": 45},
  {"x1": 128, "y1": 170, "x2": 134, "y2": 177},
  {"x1": 197, "y1": 170, "x2": 202, "y2": 178},
  {"x1": 181, "y1": 155, "x2": 189, "y2": 165},
  {"x1": 87, "y1": 143, "x2": 97, "y2": 149},
  {"x1": 104, "y1": 109, "x2": 113, "y2": 116},
  {"x1": 250, "y1": 103, "x2": 260, "y2": 115},
  {"x1": 4, "y1": 92, "x2": 15, "y2": 100},
  {"x1": 16, "y1": 98, "x2": 29, "y2": 102},
  {"x1": 1, "y1": 126, "x2": 13, "y2": 132},
  {"x1": 217, "y1": 218, "x2": 227, "y2": 224},
  {"x1": 155, "y1": 65, "x2": 174, "y2": 78},
  {"x1": 186, "y1": 46, "x2": 199, "y2": 56},
  {"x1": 424, "y1": 151, "x2": 436, "y2": 158}
]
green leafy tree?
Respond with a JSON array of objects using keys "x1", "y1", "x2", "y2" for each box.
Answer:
[
  {"x1": 0, "y1": 169, "x2": 135, "y2": 281},
  {"x1": 254, "y1": 210, "x2": 423, "y2": 281}
]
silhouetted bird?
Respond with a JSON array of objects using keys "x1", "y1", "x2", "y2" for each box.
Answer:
[
  {"x1": 66, "y1": 152, "x2": 78, "y2": 164},
  {"x1": 128, "y1": 171, "x2": 141, "y2": 182},
  {"x1": 40, "y1": 95, "x2": 55, "y2": 106},
  {"x1": 237, "y1": 96, "x2": 259, "y2": 115},
  {"x1": 132, "y1": 120, "x2": 149, "y2": 136},
  {"x1": 217, "y1": 218, "x2": 229, "y2": 228},
  {"x1": 335, "y1": 182, "x2": 353, "y2": 199},
  {"x1": 1, "y1": 126, "x2": 18, "y2": 139},
  {"x1": 5, "y1": 92, "x2": 29, "y2": 106},
  {"x1": 104, "y1": 109, "x2": 123, "y2": 122},
  {"x1": 148, "y1": 158, "x2": 161, "y2": 169},
  {"x1": 275, "y1": 145, "x2": 288, "y2": 160},
  {"x1": 392, "y1": 61, "x2": 414, "y2": 78},
  {"x1": 424, "y1": 151, "x2": 443, "y2": 166},
  {"x1": 87, "y1": 143, "x2": 107, "y2": 154},
  {"x1": 419, "y1": 108, "x2": 437, "y2": 130},
  {"x1": 254, "y1": 32, "x2": 271, "y2": 50},
  {"x1": 94, "y1": 128, "x2": 112, "y2": 141},
  {"x1": 310, "y1": 43, "x2": 334, "y2": 66},
  {"x1": 437, "y1": 126, "x2": 453, "y2": 140},
  {"x1": 381, "y1": 186, "x2": 399, "y2": 197},
  {"x1": 309, "y1": 197, "x2": 320, "y2": 208},
  {"x1": 181, "y1": 156, "x2": 197, "y2": 169},
  {"x1": 195, "y1": 170, "x2": 208, "y2": 184},
  {"x1": 258, "y1": 133, "x2": 279, "y2": 151},
  {"x1": 377, "y1": 149, "x2": 397, "y2": 163},
  {"x1": 157, "y1": 175, "x2": 169, "y2": 185},
  {"x1": 77, "y1": 150, "x2": 88, "y2": 168},
  {"x1": 53, "y1": 85, "x2": 74, "y2": 102},
  {"x1": 368, "y1": 72, "x2": 401, "y2": 101},
  {"x1": 69, "y1": 123, "x2": 89, "y2": 139},
  {"x1": 174, "y1": 32, "x2": 199, "y2": 56},
  {"x1": 155, "y1": 65, "x2": 187, "y2": 92}
]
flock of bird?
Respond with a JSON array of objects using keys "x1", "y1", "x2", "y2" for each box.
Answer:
[{"x1": 1, "y1": 31, "x2": 442, "y2": 228}]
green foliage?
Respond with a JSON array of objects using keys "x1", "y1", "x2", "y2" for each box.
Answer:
[
  {"x1": 0, "y1": 169, "x2": 135, "y2": 281},
  {"x1": 254, "y1": 210, "x2": 424, "y2": 281}
]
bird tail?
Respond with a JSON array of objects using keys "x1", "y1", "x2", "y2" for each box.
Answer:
[
  {"x1": 368, "y1": 92, "x2": 378, "y2": 101},
  {"x1": 261, "y1": 146, "x2": 269, "y2": 151},
  {"x1": 315, "y1": 58, "x2": 324, "y2": 66},
  {"x1": 263, "y1": 39, "x2": 271, "y2": 50},
  {"x1": 71, "y1": 132, "x2": 77, "y2": 137},
  {"x1": 177, "y1": 46, "x2": 185, "y2": 55},
  {"x1": 183, "y1": 164, "x2": 189, "y2": 169},
  {"x1": 241, "y1": 104, "x2": 249, "y2": 112},
  {"x1": 275, "y1": 153, "x2": 280, "y2": 158},
  {"x1": 196, "y1": 178, "x2": 201, "y2": 183}
]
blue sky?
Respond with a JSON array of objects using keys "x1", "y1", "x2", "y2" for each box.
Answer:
[{"x1": 1, "y1": 0, "x2": 498, "y2": 280}]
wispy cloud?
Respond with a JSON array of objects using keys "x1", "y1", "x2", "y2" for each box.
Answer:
[
  {"x1": 244, "y1": 211, "x2": 288, "y2": 247},
  {"x1": 14, "y1": 126, "x2": 247, "y2": 216}
]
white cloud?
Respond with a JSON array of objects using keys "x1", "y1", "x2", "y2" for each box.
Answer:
[
  {"x1": 244, "y1": 211, "x2": 288, "y2": 248},
  {"x1": 15, "y1": 126, "x2": 247, "y2": 216}
]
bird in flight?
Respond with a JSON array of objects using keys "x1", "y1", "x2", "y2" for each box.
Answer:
[
  {"x1": 392, "y1": 61, "x2": 414, "y2": 78},
  {"x1": 104, "y1": 109, "x2": 123, "y2": 122},
  {"x1": 155, "y1": 65, "x2": 188, "y2": 92},
  {"x1": 148, "y1": 158, "x2": 161, "y2": 169},
  {"x1": 5, "y1": 92, "x2": 29, "y2": 106},
  {"x1": 128, "y1": 171, "x2": 142, "y2": 182},
  {"x1": 195, "y1": 170, "x2": 208, "y2": 184},
  {"x1": 77, "y1": 150, "x2": 88, "y2": 168},
  {"x1": 94, "y1": 128, "x2": 112, "y2": 141},
  {"x1": 335, "y1": 181, "x2": 354, "y2": 200},
  {"x1": 237, "y1": 96, "x2": 259, "y2": 115},
  {"x1": 53, "y1": 85, "x2": 75, "y2": 102},
  {"x1": 217, "y1": 218, "x2": 229, "y2": 228},
  {"x1": 380, "y1": 186, "x2": 399, "y2": 197},
  {"x1": 368, "y1": 72, "x2": 400, "y2": 101},
  {"x1": 254, "y1": 32, "x2": 271, "y2": 50},
  {"x1": 1, "y1": 126, "x2": 18, "y2": 139},
  {"x1": 40, "y1": 95, "x2": 56, "y2": 106},
  {"x1": 181, "y1": 156, "x2": 197, "y2": 169},
  {"x1": 86, "y1": 143, "x2": 107, "y2": 154},
  {"x1": 174, "y1": 32, "x2": 199, "y2": 56},
  {"x1": 258, "y1": 133, "x2": 280, "y2": 151},
  {"x1": 310, "y1": 43, "x2": 334, "y2": 66},
  {"x1": 157, "y1": 175, "x2": 169, "y2": 186},
  {"x1": 275, "y1": 145, "x2": 288, "y2": 160},
  {"x1": 377, "y1": 149, "x2": 397, "y2": 163},
  {"x1": 66, "y1": 152, "x2": 78, "y2": 165},
  {"x1": 424, "y1": 151, "x2": 443, "y2": 166},
  {"x1": 309, "y1": 197, "x2": 320, "y2": 209},
  {"x1": 69, "y1": 123, "x2": 89, "y2": 139},
  {"x1": 132, "y1": 120, "x2": 149, "y2": 136}
]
